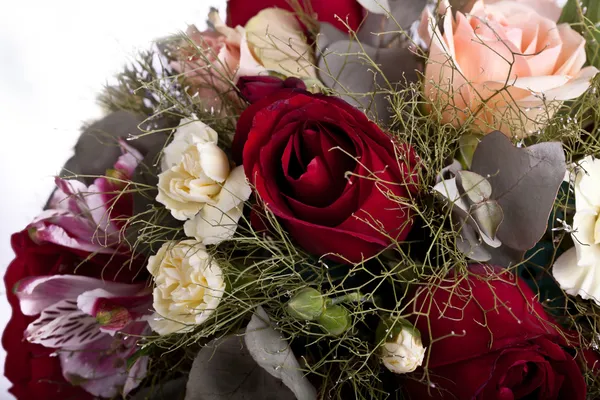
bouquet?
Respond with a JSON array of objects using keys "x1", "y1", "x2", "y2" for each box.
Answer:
[{"x1": 5, "y1": 0, "x2": 600, "y2": 399}]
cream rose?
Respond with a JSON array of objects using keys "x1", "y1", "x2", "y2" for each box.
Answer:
[
  {"x1": 245, "y1": 8, "x2": 317, "y2": 79},
  {"x1": 553, "y1": 156, "x2": 600, "y2": 304},
  {"x1": 156, "y1": 118, "x2": 251, "y2": 244},
  {"x1": 147, "y1": 240, "x2": 225, "y2": 335},
  {"x1": 419, "y1": 0, "x2": 599, "y2": 138}
]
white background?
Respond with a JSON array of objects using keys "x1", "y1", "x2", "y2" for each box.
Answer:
[{"x1": 0, "y1": 1, "x2": 225, "y2": 397}]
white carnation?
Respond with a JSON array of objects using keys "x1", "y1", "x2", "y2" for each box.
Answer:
[
  {"x1": 147, "y1": 240, "x2": 225, "y2": 335},
  {"x1": 553, "y1": 156, "x2": 600, "y2": 304},
  {"x1": 161, "y1": 116, "x2": 219, "y2": 171}
]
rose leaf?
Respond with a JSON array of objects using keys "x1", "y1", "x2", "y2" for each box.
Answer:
[
  {"x1": 245, "y1": 307, "x2": 317, "y2": 400},
  {"x1": 184, "y1": 335, "x2": 296, "y2": 400},
  {"x1": 471, "y1": 131, "x2": 566, "y2": 252}
]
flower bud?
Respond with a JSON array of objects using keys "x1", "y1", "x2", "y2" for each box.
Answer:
[
  {"x1": 377, "y1": 318, "x2": 425, "y2": 374},
  {"x1": 318, "y1": 305, "x2": 351, "y2": 336},
  {"x1": 286, "y1": 288, "x2": 324, "y2": 321}
]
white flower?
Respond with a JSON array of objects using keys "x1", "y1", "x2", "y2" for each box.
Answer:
[
  {"x1": 147, "y1": 240, "x2": 225, "y2": 335},
  {"x1": 161, "y1": 117, "x2": 219, "y2": 171},
  {"x1": 156, "y1": 118, "x2": 251, "y2": 244},
  {"x1": 184, "y1": 166, "x2": 252, "y2": 245},
  {"x1": 380, "y1": 324, "x2": 426, "y2": 374},
  {"x1": 553, "y1": 156, "x2": 600, "y2": 304}
]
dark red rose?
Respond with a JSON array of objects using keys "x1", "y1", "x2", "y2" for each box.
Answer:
[
  {"x1": 405, "y1": 264, "x2": 586, "y2": 400},
  {"x1": 2, "y1": 231, "x2": 92, "y2": 400},
  {"x1": 233, "y1": 90, "x2": 418, "y2": 262},
  {"x1": 226, "y1": 0, "x2": 363, "y2": 33},
  {"x1": 238, "y1": 76, "x2": 306, "y2": 104},
  {"x1": 2, "y1": 230, "x2": 146, "y2": 399}
]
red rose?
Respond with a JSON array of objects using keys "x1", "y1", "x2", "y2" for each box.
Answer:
[
  {"x1": 226, "y1": 0, "x2": 363, "y2": 33},
  {"x1": 405, "y1": 265, "x2": 586, "y2": 400},
  {"x1": 237, "y1": 76, "x2": 306, "y2": 104},
  {"x1": 2, "y1": 231, "x2": 92, "y2": 400},
  {"x1": 233, "y1": 90, "x2": 418, "y2": 262},
  {"x1": 2, "y1": 230, "x2": 145, "y2": 399}
]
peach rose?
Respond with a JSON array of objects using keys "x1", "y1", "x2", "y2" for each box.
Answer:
[
  {"x1": 170, "y1": 10, "x2": 265, "y2": 112},
  {"x1": 420, "y1": 0, "x2": 598, "y2": 138}
]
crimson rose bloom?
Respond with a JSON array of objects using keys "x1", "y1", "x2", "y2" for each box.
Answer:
[
  {"x1": 405, "y1": 265, "x2": 586, "y2": 400},
  {"x1": 237, "y1": 76, "x2": 306, "y2": 104},
  {"x1": 3, "y1": 231, "x2": 92, "y2": 400},
  {"x1": 226, "y1": 0, "x2": 363, "y2": 33},
  {"x1": 233, "y1": 90, "x2": 418, "y2": 262},
  {"x1": 2, "y1": 230, "x2": 145, "y2": 399}
]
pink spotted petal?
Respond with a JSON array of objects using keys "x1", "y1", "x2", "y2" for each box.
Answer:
[
  {"x1": 59, "y1": 321, "x2": 149, "y2": 398},
  {"x1": 114, "y1": 139, "x2": 143, "y2": 178},
  {"x1": 16, "y1": 275, "x2": 145, "y2": 316},
  {"x1": 25, "y1": 299, "x2": 105, "y2": 349},
  {"x1": 53, "y1": 178, "x2": 88, "y2": 213},
  {"x1": 28, "y1": 217, "x2": 113, "y2": 254},
  {"x1": 77, "y1": 288, "x2": 152, "y2": 334}
]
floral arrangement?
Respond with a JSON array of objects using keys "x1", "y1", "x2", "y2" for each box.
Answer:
[{"x1": 6, "y1": 0, "x2": 600, "y2": 399}]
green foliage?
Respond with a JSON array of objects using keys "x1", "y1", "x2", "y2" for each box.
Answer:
[{"x1": 559, "y1": 0, "x2": 600, "y2": 68}]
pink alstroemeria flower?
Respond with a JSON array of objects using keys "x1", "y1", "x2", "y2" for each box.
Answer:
[
  {"x1": 29, "y1": 140, "x2": 142, "y2": 255},
  {"x1": 15, "y1": 274, "x2": 153, "y2": 398}
]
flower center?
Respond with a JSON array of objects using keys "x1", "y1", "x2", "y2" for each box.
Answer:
[{"x1": 594, "y1": 213, "x2": 600, "y2": 244}]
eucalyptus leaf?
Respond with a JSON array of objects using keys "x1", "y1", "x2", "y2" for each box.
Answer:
[
  {"x1": 471, "y1": 200, "x2": 503, "y2": 241},
  {"x1": 458, "y1": 134, "x2": 480, "y2": 169},
  {"x1": 316, "y1": 0, "x2": 426, "y2": 123},
  {"x1": 46, "y1": 111, "x2": 169, "y2": 209},
  {"x1": 245, "y1": 307, "x2": 317, "y2": 400},
  {"x1": 132, "y1": 377, "x2": 187, "y2": 400},
  {"x1": 471, "y1": 131, "x2": 566, "y2": 252},
  {"x1": 318, "y1": 40, "x2": 419, "y2": 122},
  {"x1": 456, "y1": 224, "x2": 492, "y2": 262},
  {"x1": 184, "y1": 335, "x2": 296, "y2": 400},
  {"x1": 357, "y1": 0, "x2": 391, "y2": 14},
  {"x1": 455, "y1": 170, "x2": 492, "y2": 204},
  {"x1": 60, "y1": 111, "x2": 145, "y2": 184}
]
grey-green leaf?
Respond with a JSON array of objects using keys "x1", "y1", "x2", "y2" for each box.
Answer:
[
  {"x1": 245, "y1": 307, "x2": 317, "y2": 400},
  {"x1": 318, "y1": 40, "x2": 418, "y2": 122},
  {"x1": 455, "y1": 170, "x2": 492, "y2": 204},
  {"x1": 316, "y1": 0, "x2": 426, "y2": 123},
  {"x1": 184, "y1": 335, "x2": 296, "y2": 400},
  {"x1": 471, "y1": 131, "x2": 566, "y2": 252},
  {"x1": 357, "y1": 0, "x2": 391, "y2": 14},
  {"x1": 133, "y1": 377, "x2": 187, "y2": 400},
  {"x1": 471, "y1": 200, "x2": 504, "y2": 241}
]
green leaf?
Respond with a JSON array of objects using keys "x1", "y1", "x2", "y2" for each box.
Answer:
[
  {"x1": 558, "y1": 0, "x2": 600, "y2": 68},
  {"x1": 457, "y1": 134, "x2": 480, "y2": 169}
]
